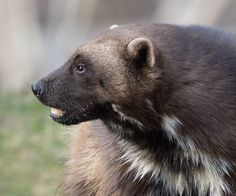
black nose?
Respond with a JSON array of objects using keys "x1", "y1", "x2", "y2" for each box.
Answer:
[{"x1": 31, "y1": 81, "x2": 43, "y2": 97}]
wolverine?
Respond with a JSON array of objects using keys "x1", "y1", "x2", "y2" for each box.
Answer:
[{"x1": 32, "y1": 24, "x2": 236, "y2": 196}]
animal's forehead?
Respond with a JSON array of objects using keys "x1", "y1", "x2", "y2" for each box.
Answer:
[
  {"x1": 76, "y1": 37, "x2": 121, "y2": 54},
  {"x1": 73, "y1": 38, "x2": 125, "y2": 67}
]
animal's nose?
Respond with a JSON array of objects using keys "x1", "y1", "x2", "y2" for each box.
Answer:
[{"x1": 31, "y1": 81, "x2": 43, "y2": 98}]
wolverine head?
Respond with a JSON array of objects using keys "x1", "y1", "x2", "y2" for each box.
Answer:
[{"x1": 32, "y1": 25, "x2": 161, "y2": 125}]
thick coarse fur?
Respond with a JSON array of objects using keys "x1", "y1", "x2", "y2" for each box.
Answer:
[
  {"x1": 60, "y1": 120, "x2": 235, "y2": 196},
  {"x1": 32, "y1": 24, "x2": 236, "y2": 195}
]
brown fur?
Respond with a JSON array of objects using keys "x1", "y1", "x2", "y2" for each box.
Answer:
[
  {"x1": 60, "y1": 120, "x2": 162, "y2": 196},
  {"x1": 32, "y1": 24, "x2": 236, "y2": 195},
  {"x1": 61, "y1": 120, "x2": 122, "y2": 195}
]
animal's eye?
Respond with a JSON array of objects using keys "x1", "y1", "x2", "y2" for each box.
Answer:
[{"x1": 74, "y1": 63, "x2": 86, "y2": 74}]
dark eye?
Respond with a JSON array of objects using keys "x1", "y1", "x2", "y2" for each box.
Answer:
[{"x1": 74, "y1": 63, "x2": 86, "y2": 74}]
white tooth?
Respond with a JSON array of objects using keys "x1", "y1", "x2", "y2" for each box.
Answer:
[{"x1": 51, "y1": 108, "x2": 63, "y2": 117}]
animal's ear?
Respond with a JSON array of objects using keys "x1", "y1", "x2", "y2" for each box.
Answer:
[
  {"x1": 109, "y1": 24, "x2": 119, "y2": 30},
  {"x1": 127, "y1": 38, "x2": 155, "y2": 68}
]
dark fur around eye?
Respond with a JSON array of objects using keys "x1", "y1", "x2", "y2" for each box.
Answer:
[{"x1": 74, "y1": 63, "x2": 86, "y2": 74}]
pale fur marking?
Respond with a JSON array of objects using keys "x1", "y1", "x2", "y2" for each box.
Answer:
[
  {"x1": 119, "y1": 140, "x2": 188, "y2": 195},
  {"x1": 161, "y1": 115, "x2": 181, "y2": 141},
  {"x1": 111, "y1": 104, "x2": 143, "y2": 129},
  {"x1": 145, "y1": 99, "x2": 157, "y2": 114},
  {"x1": 161, "y1": 115, "x2": 198, "y2": 162},
  {"x1": 119, "y1": 138, "x2": 230, "y2": 195},
  {"x1": 161, "y1": 115, "x2": 230, "y2": 195}
]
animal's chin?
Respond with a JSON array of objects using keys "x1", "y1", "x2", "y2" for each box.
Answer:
[{"x1": 50, "y1": 105, "x2": 100, "y2": 125}]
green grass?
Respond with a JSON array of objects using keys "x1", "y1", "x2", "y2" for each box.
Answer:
[{"x1": 0, "y1": 93, "x2": 66, "y2": 196}]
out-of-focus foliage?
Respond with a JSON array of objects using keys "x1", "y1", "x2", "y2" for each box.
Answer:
[{"x1": 0, "y1": 94, "x2": 66, "y2": 196}]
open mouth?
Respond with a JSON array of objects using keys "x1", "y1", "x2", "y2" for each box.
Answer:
[
  {"x1": 51, "y1": 108, "x2": 64, "y2": 118},
  {"x1": 50, "y1": 108, "x2": 66, "y2": 122},
  {"x1": 50, "y1": 108, "x2": 69, "y2": 124},
  {"x1": 50, "y1": 105, "x2": 100, "y2": 125}
]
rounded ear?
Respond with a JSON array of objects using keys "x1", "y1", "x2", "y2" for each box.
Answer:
[{"x1": 127, "y1": 38, "x2": 155, "y2": 68}]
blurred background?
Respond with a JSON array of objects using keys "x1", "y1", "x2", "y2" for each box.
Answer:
[{"x1": 0, "y1": 0, "x2": 235, "y2": 195}]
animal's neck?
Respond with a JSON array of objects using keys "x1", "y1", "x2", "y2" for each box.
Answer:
[{"x1": 102, "y1": 115, "x2": 230, "y2": 196}]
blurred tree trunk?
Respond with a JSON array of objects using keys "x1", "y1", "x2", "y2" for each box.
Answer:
[{"x1": 0, "y1": 0, "x2": 43, "y2": 92}]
